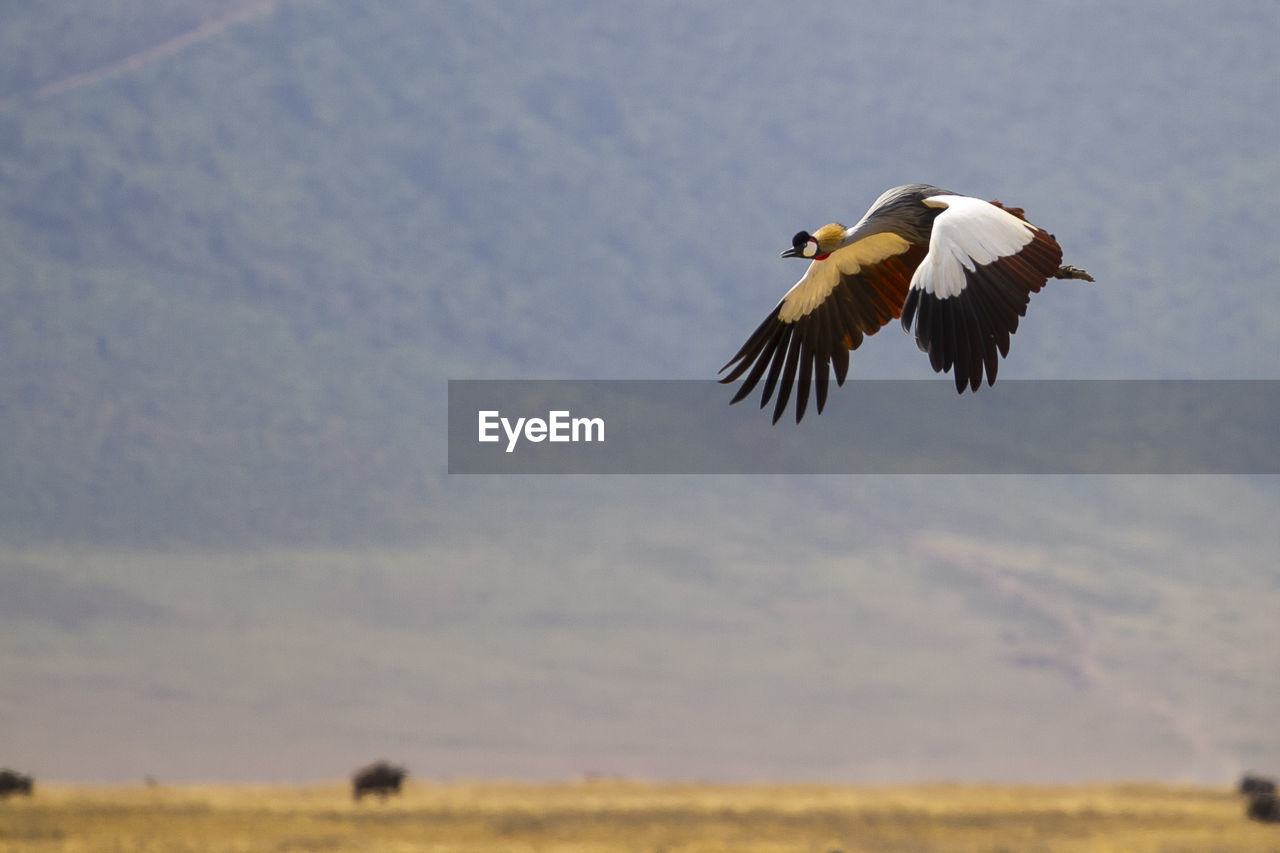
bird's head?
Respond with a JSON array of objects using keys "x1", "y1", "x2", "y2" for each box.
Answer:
[{"x1": 781, "y1": 223, "x2": 845, "y2": 260}]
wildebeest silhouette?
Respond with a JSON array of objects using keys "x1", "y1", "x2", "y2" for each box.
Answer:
[
  {"x1": 1247, "y1": 792, "x2": 1280, "y2": 823},
  {"x1": 351, "y1": 760, "x2": 406, "y2": 801},
  {"x1": 1239, "y1": 773, "x2": 1277, "y2": 796},
  {"x1": 0, "y1": 769, "x2": 33, "y2": 798}
]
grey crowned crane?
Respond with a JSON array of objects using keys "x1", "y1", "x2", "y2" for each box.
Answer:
[{"x1": 720, "y1": 183, "x2": 1093, "y2": 423}]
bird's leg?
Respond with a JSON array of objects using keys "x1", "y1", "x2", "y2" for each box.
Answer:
[{"x1": 1053, "y1": 265, "x2": 1094, "y2": 281}]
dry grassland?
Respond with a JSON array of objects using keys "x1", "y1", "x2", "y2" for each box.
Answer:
[{"x1": 0, "y1": 780, "x2": 1274, "y2": 852}]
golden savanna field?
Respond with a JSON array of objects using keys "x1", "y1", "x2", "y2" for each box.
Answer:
[{"x1": 0, "y1": 780, "x2": 1274, "y2": 852}]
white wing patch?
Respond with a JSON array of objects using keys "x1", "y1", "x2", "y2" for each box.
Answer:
[
  {"x1": 777, "y1": 231, "x2": 911, "y2": 322},
  {"x1": 911, "y1": 195, "x2": 1036, "y2": 299}
]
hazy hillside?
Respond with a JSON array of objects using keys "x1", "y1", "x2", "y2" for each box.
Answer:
[
  {"x1": 1, "y1": 1, "x2": 1278, "y2": 544},
  {"x1": 5, "y1": 476, "x2": 1279, "y2": 783},
  {"x1": 4, "y1": 475, "x2": 1278, "y2": 784},
  {"x1": 0, "y1": 1, "x2": 1277, "y2": 785}
]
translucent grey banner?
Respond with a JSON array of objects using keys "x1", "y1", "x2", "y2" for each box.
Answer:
[{"x1": 448, "y1": 380, "x2": 1279, "y2": 474}]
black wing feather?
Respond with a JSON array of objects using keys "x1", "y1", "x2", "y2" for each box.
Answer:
[
  {"x1": 906, "y1": 221, "x2": 1066, "y2": 391},
  {"x1": 771, "y1": 330, "x2": 804, "y2": 424},
  {"x1": 721, "y1": 241, "x2": 923, "y2": 423}
]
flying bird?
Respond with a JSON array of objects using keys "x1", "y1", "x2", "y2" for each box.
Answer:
[{"x1": 719, "y1": 183, "x2": 1093, "y2": 423}]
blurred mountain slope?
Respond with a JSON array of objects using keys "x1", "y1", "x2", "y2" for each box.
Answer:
[{"x1": 1, "y1": 2, "x2": 1278, "y2": 543}]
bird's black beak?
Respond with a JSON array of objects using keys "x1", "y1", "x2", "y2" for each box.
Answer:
[{"x1": 782, "y1": 230, "x2": 812, "y2": 259}]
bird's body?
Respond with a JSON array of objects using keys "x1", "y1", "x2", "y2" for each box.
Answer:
[{"x1": 720, "y1": 183, "x2": 1093, "y2": 423}]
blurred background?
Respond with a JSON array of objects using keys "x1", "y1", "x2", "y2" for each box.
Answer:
[{"x1": 0, "y1": 0, "x2": 1277, "y2": 784}]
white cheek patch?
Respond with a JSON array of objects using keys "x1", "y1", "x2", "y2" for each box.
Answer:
[
  {"x1": 802, "y1": 241, "x2": 818, "y2": 258},
  {"x1": 912, "y1": 195, "x2": 1036, "y2": 298}
]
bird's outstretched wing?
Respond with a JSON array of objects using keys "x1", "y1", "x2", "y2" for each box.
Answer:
[
  {"x1": 719, "y1": 235, "x2": 927, "y2": 424},
  {"x1": 900, "y1": 195, "x2": 1063, "y2": 392}
]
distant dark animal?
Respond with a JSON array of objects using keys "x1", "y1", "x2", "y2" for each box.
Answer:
[
  {"x1": 0, "y1": 769, "x2": 33, "y2": 798},
  {"x1": 1247, "y1": 792, "x2": 1280, "y2": 823},
  {"x1": 1240, "y1": 773, "x2": 1277, "y2": 796},
  {"x1": 351, "y1": 760, "x2": 406, "y2": 801}
]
